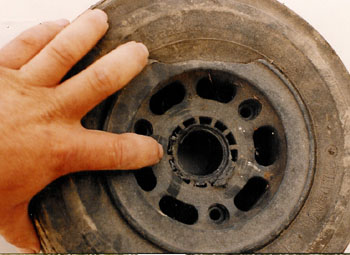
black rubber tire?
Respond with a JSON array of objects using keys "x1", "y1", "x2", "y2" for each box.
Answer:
[{"x1": 31, "y1": 0, "x2": 350, "y2": 252}]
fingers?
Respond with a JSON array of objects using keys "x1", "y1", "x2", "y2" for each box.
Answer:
[
  {"x1": 21, "y1": 9, "x2": 109, "y2": 86},
  {"x1": 0, "y1": 20, "x2": 69, "y2": 69},
  {"x1": 56, "y1": 41, "x2": 149, "y2": 118},
  {"x1": 61, "y1": 130, "x2": 163, "y2": 173},
  {"x1": 1, "y1": 203, "x2": 40, "y2": 253}
]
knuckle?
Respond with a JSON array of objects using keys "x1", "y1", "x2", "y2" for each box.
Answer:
[
  {"x1": 47, "y1": 41, "x2": 77, "y2": 67},
  {"x1": 88, "y1": 67, "x2": 116, "y2": 95},
  {"x1": 33, "y1": 92, "x2": 65, "y2": 121},
  {"x1": 17, "y1": 23, "x2": 58, "y2": 50},
  {"x1": 48, "y1": 133, "x2": 77, "y2": 175},
  {"x1": 17, "y1": 31, "x2": 43, "y2": 50},
  {"x1": 111, "y1": 139, "x2": 125, "y2": 168}
]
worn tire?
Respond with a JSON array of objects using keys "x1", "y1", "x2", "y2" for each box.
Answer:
[{"x1": 31, "y1": 0, "x2": 350, "y2": 252}]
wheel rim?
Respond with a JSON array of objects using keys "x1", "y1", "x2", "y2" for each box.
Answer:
[
  {"x1": 104, "y1": 60, "x2": 315, "y2": 252},
  {"x1": 30, "y1": 0, "x2": 350, "y2": 252}
]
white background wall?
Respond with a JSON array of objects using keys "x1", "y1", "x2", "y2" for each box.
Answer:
[{"x1": 0, "y1": 0, "x2": 350, "y2": 253}]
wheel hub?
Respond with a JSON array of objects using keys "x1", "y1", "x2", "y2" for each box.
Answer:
[
  {"x1": 105, "y1": 60, "x2": 314, "y2": 252},
  {"x1": 169, "y1": 119, "x2": 232, "y2": 186}
]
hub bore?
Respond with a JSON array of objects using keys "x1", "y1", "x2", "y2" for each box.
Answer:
[
  {"x1": 178, "y1": 129, "x2": 223, "y2": 176},
  {"x1": 168, "y1": 119, "x2": 233, "y2": 186}
]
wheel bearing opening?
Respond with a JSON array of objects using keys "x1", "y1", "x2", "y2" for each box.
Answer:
[{"x1": 177, "y1": 129, "x2": 224, "y2": 176}]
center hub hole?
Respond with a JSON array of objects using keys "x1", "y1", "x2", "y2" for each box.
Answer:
[{"x1": 177, "y1": 129, "x2": 224, "y2": 176}]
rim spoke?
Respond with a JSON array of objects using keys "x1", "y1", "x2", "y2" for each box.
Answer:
[
  {"x1": 246, "y1": 105, "x2": 280, "y2": 129},
  {"x1": 235, "y1": 158, "x2": 264, "y2": 180}
]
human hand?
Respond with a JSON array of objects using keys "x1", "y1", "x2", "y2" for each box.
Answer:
[{"x1": 0, "y1": 9, "x2": 163, "y2": 253}]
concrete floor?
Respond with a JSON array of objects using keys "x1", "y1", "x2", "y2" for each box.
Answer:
[{"x1": 0, "y1": 0, "x2": 350, "y2": 252}]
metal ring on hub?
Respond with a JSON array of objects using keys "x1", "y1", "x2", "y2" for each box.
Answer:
[
  {"x1": 168, "y1": 119, "x2": 233, "y2": 187},
  {"x1": 105, "y1": 60, "x2": 314, "y2": 253}
]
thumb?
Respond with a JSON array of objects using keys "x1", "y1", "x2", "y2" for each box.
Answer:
[
  {"x1": 1, "y1": 203, "x2": 40, "y2": 253},
  {"x1": 63, "y1": 130, "x2": 164, "y2": 173}
]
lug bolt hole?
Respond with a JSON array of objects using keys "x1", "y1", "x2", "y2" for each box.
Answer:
[
  {"x1": 209, "y1": 209, "x2": 221, "y2": 221},
  {"x1": 239, "y1": 99, "x2": 262, "y2": 120},
  {"x1": 208, "y1": 204, "x2": 229, "y2": 224}
]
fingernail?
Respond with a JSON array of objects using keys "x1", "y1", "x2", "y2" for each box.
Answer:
[
  {"x1": 92, "y1": 9, "x2": 108, "y2": 23},
  {"x1": 137, "y1": 43, "x2": 149, "y2": 57},
  {"x1": 158, "y1": 143, "x2": 164, "y2": 159},
  {"x1": 53, "y1": 19, "x2": 70, "y2": 27}
]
